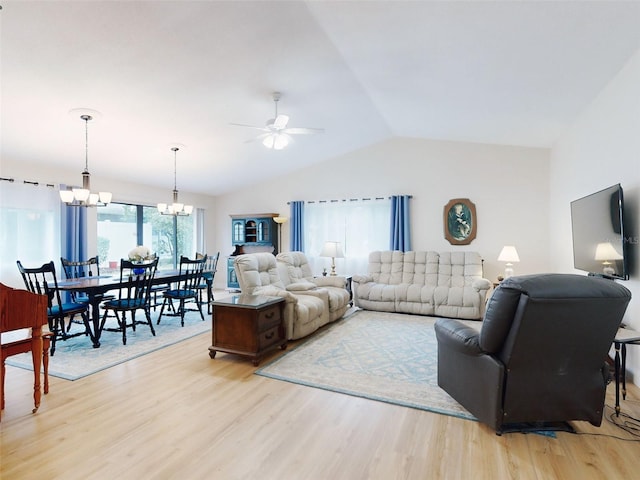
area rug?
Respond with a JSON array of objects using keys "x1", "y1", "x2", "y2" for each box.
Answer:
[
  {"x1": 5, "y1": 311, "x2": 210, "y2": 381},
  {"x1": 256, "y1": 310, "x2": 478, "y2": 422}
]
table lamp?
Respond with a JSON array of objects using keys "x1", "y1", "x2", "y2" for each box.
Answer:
[
  {"x1": 320, "y1": 241, "x2": 344, "y2": 276},
  {"x1": 498, "y1": 245, "x2": 520, "y2": 278},
  {"x1": 594, "y1": 242, "x2": 623, "y2": 276}
]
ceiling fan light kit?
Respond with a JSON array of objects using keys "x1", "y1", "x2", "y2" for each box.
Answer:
[{"x1": 231, "y1": 91, "x2": 324, "y2": 150}]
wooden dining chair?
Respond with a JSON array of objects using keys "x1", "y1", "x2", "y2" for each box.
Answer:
[
  {"x1": 1, "y1": 283, "x2": 51, "y2": 418},
  {"x1": 195, "y1": 252, "x2": 219, "y2": 314},
  {"x1": 157, "y1": 255, "x2": 207, "y2": 326},
  {"x1": 100, "y1": 257, "x2": 159, "y2": 345},
  {"x1": 17, "y1": 260, "x2": 91, "y2": 356},
  {"x1": 61, "y1": 256, "x2": 115, "y2": 329}
]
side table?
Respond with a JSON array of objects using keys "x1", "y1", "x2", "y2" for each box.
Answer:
[
  {"x1": 613, "y1": 326, "x2": 640, "y2": 416},
  {"x1": 209, "y1": 294, "x2": 286, "y2": 366}
]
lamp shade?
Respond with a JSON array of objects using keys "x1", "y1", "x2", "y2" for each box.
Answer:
[
  {"x1": 498, "y1": 246, "x2": 520, "y2": 263},
  {"x1": 273, "y1": 216, "x2": 288, "y2": 224},
  {"x1": 320, "y1": 241, "x2": 344, "y2": 259},
  {"x1": 594, "y1": 242, "x2": 623, "y2": 261}
]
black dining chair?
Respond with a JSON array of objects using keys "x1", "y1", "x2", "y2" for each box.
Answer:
[
  {"x1": 157, "y1": 255, "x2": 207, "y2": 326},
  {"x1": 60, "y1": 256, "x2": 115, "y2": 330},
  {"x1": 17, "y1": 260, "x2": 91, "y2": 356},
  {"x1": 100, "y1": 257, "x2": 159, "y2": 345},
  {"x1": 195, "y1": 252, "x2": 219, "y2": 314}
]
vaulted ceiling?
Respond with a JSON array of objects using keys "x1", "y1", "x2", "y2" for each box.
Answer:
[{"x1": 2, "y1": 1, "x2": 639, "y2": 195}]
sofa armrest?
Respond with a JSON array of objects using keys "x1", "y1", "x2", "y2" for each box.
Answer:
[
  {"x1": 286, "y1": 281, "x2": 318, "y2": 292},
  {"x1": 312, "y1": 276, "x2": 346, "y2": 288},
  {"x1": 254, "y1": 286, "x2": 297, "y2": 303},
  {"x1": 473, "y1": 278, "x2": 492, "y2": 292},
  {"x1": 434, "y1": 318, "x2": 484, "y2": 356},
  {"x1": 352, "y1": 274, "x2": 373, "y2": 284}
]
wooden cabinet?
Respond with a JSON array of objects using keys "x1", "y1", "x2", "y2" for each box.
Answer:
[
  {"x1": 227, "y1": 213, "x2": 280, "y2": 289},
  {"x1": 209, "y1": 295, "x2": 286, "y2": 366}
]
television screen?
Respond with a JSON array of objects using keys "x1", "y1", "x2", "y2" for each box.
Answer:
[{"x1": 570, "y1": 184, "x2": 628, "y2": 280}]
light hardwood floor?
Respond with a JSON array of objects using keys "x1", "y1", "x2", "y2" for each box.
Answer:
[{"x1": 2, "y1": 320, "x2": 639, "y2": 479}]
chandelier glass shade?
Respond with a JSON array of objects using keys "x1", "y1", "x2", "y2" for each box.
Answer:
[
  {"x1": 60, "y1": 114, "x2": 112, "y2": 207},
  {"x1": 157, "y1": 147, "x2": 193, "y2": 216}
]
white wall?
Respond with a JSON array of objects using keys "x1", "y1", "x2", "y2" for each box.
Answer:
[
  {"x1": 214, "y1": 136, "x2": 551, "y2": 287},
  {"x1": 550, "y1": 47, "x2": 640, "y2": 380}
]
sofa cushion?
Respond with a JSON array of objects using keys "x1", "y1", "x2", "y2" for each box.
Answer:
[
  {"x1": 368, "y1": 250, "x2": 404, "y2": 285},
  {"x1": 401, "y1": 251, "x2": 439, "y2": 286}
]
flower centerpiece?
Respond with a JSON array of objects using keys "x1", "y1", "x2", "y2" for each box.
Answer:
[
  {"x1": 128, "y1": 246, "x2": 153, "y2": 275},
  {"x1": 128, "y1": 245, "x2": 153, "y2": 263}
]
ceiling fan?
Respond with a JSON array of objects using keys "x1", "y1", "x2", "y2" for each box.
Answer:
[{"x1": 231, "y1": 92, "x2": 324, "y2": 150}]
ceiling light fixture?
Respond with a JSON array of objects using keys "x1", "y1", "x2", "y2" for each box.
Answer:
[
  {"x1": 262, "y1": 132, "x2": 290, "y2": 150},
  {"x1": 157, "y1": 147, "x2": 193, "y2": 216},
  {"x1": 60, "y1": 114, "x2": 112, "y2": 207}
]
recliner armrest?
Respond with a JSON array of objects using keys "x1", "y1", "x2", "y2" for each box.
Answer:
[
  {"x1": 352, "y1": 274, "x2": 372, "y2": 284},
  {"x1": 312, "y1": 276, "x2": 346, "y2": 288},
  {"x1": 286, "y1": 281, "x2": 318, "y2": 292},
  {"x1": 434, "y1": 318, "x2": 483, "y2": 356},
  {"x1": 473, "y1": 278, "x2": 492, "y2": 291},
  {"x1": 254, "y1": 286, "x2": 297, "y2": 303}
]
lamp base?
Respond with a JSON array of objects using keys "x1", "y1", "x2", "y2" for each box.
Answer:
[
  {"x1": 330, "y1": 258, "x2": 337, "y2": 276},
  {"x1": 504, "y1": 264, "x2": 514, "y2": 278}
]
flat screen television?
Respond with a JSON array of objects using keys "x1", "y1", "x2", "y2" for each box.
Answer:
[{"x1": 570, "y1": 183, "x2": 628, "y2": 280}]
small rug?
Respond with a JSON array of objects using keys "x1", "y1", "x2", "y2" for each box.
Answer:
[
  {"x1": 256, "y1": 310, "x2": 478, "y2": 422},
  {"x1": 5, "y1": 310, "x2": 210, "y2": 380}
]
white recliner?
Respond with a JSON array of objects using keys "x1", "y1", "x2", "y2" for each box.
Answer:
[
  {"x1": 276, "y1": 251, "x2": 350, "y2": 322},
  {"x1": 233, "y1": 253, "x2": 328, "y2": 340}
]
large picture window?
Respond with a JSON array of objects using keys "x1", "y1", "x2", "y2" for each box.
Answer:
[
  {"x1": 98, "y1": 203, "x2": 199, "y2": 272},
  {"x1": 304, "y1": 198, "x2": 390, "y2": 275}
]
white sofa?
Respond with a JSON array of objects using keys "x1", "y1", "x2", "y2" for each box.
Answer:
[
  {"x1": 234, "y1": 252, "x2": 348, "y2": 340},
  {"x1": 352, "y1": 251, "x2": 491, "y2": 320},
  {"x1": 276, "y1": 251, "x2": 351, "y2": 322}
]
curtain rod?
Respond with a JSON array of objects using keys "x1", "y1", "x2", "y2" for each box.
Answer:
[
  {"x1": 0, "y1": 176, "x2": 56, "y2": 188},
  {"x1": 287, "y1": 195, "x2": 412, "y2": 205}
]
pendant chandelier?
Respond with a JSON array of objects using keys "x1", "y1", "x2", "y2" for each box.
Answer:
[
  {"x1": 157, "y1": 147, "x2": 193, "y2": 216},
  {"x1": 60, "y1": 113, "x2": 112, "y2": 207}
]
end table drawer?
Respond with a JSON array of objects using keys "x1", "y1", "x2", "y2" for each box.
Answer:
[
  {"x1": 257, "y1": 304, "x2": 282, "y2": 330},
  {"x1": 259, "y1": 325, "x2": 283, "y2": 349}
]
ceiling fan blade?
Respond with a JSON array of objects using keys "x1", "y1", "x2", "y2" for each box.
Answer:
[
  {"x1": 273, "y1": 114, "x2": 289, "y2": 129},
  {"x1": 243, "y1": 133, "x2": 271, "y2": 144},
  {"x1": 230, "y1": 122, "x2": 270, "y2": 132},
  {"x1": 281, "y1": 127, "x2": 325, "y2": 135}
]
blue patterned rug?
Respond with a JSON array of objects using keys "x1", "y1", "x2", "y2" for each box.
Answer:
[
  {"x1": 256, "y1": 310, "x2": 478, "y2": 422},
  {"x1": 5, "y1": 310, "x2": 210, "y2": 380}
]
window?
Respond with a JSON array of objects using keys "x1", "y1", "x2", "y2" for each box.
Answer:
[
  {"x1": 97, "y1": 203, "x2": 200, "y2": 272},
  {"x1": 0, "y1": 181, "x2": 60, "y2": 287},
  {"x1": 304, "y1": 198, "x2": 390, "y2": 275}
]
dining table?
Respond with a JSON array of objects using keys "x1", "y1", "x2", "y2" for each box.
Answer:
[{"x1": 55, "y1": 269, "x2": 200, "y2": 349}]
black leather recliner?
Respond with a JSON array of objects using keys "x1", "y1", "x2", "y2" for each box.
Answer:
[{"x1": 434, "y1": 274, "x2": 631, "y2": 434}]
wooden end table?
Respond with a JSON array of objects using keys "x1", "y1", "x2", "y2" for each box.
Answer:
[{"x1": 209, "y1": 294, "x2": 286, "y2": 366}]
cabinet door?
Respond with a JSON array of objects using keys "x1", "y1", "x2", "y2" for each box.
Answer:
[
  {"x1": 227, "y1": 257, "x2": 239, "y2": 289},
  {"x1": 232, "y1": 220, "x2": 245, "y2": 244},
  {"x1": 256, "y1": 219, "x2": 271, "y2": 243}
]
